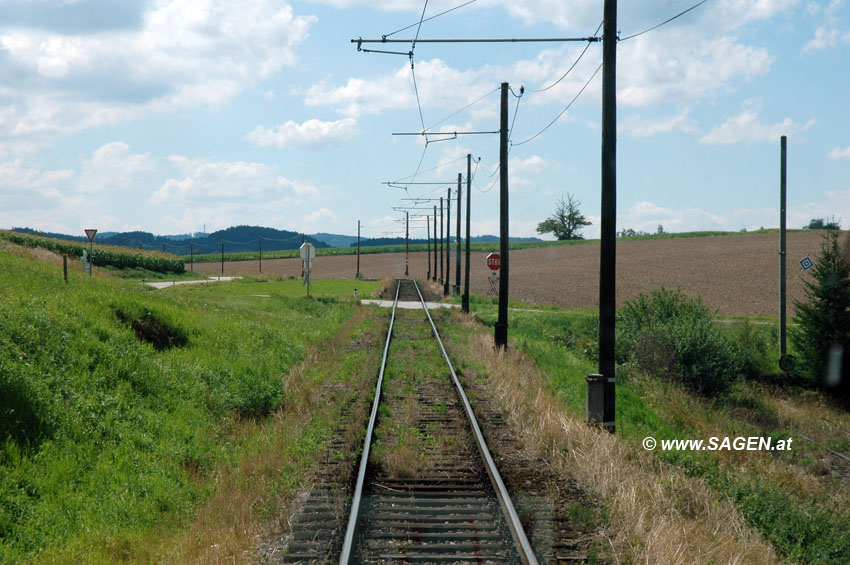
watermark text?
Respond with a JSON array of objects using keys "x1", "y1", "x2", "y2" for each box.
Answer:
[{"x1": 643, "y1": 436, "x2": 793, "y2": 452}]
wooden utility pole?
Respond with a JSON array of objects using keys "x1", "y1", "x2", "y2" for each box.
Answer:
[
  {"x1": 463, "y1": 154, "x2": 472, "y2": 313},
  {"x1": 445, "y1": 188, "x2": 451, "y2": 296},
  {"x1": 221, "y1": 241, "x2": 225, "y2": 275},
  {"x1": 259, "y1": 236, "x2": 263, "y2": 273},
  {"x1": 495, "y1": 82, "x2": 510, "y2": 348},
  {"x1": 455, "y1": 173, "x2": 462, "y2": 295},
  {"x1": 598, "y1": 0, "x2": 617, "y2": 432},
  {"x1": 433, "y1": 207, "x2": 438, "y2": 281}
]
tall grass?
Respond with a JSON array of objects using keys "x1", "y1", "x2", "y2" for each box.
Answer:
[{"x1": 464, "y1": 297, "x2": 850, "y2": 563}]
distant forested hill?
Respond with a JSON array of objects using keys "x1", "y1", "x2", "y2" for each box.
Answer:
[
  {"x1": 12, "y1": 225, "x2": 326, "y2": 255},
  {"x1": 311, "y1": 233, "x2": 359, "y2": 248}
]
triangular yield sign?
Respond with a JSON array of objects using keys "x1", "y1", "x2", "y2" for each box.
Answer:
[{"x1": 84, "y1": 229, "x2": 98, "y2": 242}]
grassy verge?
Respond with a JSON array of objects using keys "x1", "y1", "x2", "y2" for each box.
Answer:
[
  {"x1": 463, "y1": 299, "x2": 850, "y2": 563},
  {"x1": 0, "y1": 248, "x2": 374, "y2": 562},
  {"x1": 440, "y1": 305, "x2": 777, "y2": 563}
]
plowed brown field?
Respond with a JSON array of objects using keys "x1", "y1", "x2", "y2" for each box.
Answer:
[{"x1": 190, "y1": 231, "x2": 830, "y2": 317}]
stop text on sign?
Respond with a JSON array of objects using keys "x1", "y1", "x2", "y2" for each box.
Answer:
[{"x1": 486, "y1": 252, "x2": 501, "y2": 270}]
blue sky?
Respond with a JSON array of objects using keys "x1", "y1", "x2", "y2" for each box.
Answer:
[{"x1": 1, "y1": 0, "x2": 848, "y2": 240}]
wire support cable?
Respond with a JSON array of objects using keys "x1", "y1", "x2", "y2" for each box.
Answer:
[
  {"x1": 423, "y1": 86, "x2": 500, "y2": 133},
  {"x1": 354, "y1": 36, "x2": 600, "y2": 45},
  {"x1": 390, "y1": 154, "x2": 468, "y2": 183},
  {"x1": 383, "y1": 0, "x2": 478, "y2": 39}
]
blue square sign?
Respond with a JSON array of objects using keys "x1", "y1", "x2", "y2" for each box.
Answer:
[{"x1": 801, "y1": 256, "x2": 813, "y2": 271}]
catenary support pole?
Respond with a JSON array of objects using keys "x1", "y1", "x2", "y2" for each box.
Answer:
[
  {"x1": 780, "y1": 135, "x2": 788, "y2": 365},
  {"x1": 190, "y1": 242, "x2": 193, "y2": 271},
  {"x1": 445, "y1": 188, "x2": 451, "y2": 296},
  {"x1": 259, "y1": 236, "x2": 262, "y2": 274},
  {"x1": 495, "y1": 82, "x2": 510, "y2": 348},
  {"x1": 433, "y1": 207, "x2": 438, "y2": 281},
  {"x1": 456, "y1": 173, "x2": 462, "y2": 295},
  {"x1": 427, "y1": 215, "x2": 431, "y2": 280},
  {"x1": 357, "y1": 220, "x2": 361, "y2": 279},
  {"x1": 597, "y1": 0, "x2": 617, "y2": 433},
  {"x1": 440, "y1": 197, "x2": 444, "y2": 284},
  {"x1": 221, "y1": 241, "x2": 224, "y2": 275},
  {"x1": 463, "y1": 154, "x2": 472, "y2": 313},
  {"x1": 405, "y1": 211, "x2": 409, "y2": 276}
]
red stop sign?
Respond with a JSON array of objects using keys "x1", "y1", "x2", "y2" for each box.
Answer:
[{"x1": 486, "y1": 252, "x2": 501, "y2": 270}]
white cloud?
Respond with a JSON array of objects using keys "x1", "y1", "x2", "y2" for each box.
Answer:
[
  {"x1": 303, "y1": 207, "x2": 339, "y2": 228},
  {"x1": 0, "y1": 1, "x2": 315, "y2": 141},
  {"x1": 803, "y1": 26, "x2": 843, "y2": 52},
  {"x1": 304, "y1": 58, "x2": 495, "y2": 120},
  {"x1": 622, "y1": 108, "x2": 699, "y2": 137},
  {"x1": 0, "y1": 158, "x2": 73, "y2": 192},
  {"x1": 246, "y1": 118, "x2": 358, "y2": 148},
  {"x1": 618, "y1": 201, "x2": 731, "y2": 235},
  {"x1": 828, "y1": 146, "x2": 850, "y2": 160},
  {"x1": 619, "y1": 33, "x2": 772, "y2": 108},
  {"x1": 150, "y1": 156, "x2": 318, "y2": 205},
  {"x1": 700, "y1": 101, "x2": 815, "y2": 145},
  {"x1": 77, "y1": 142, "x2": 154, "y2": 193},
  {"x1": 788, "y1": 189, "x2": 850, "y2": 229}
]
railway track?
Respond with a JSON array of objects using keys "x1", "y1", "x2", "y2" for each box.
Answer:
[
  {"x1": 277, "y1": 278, "x2": 538, "y2": 563},
  {"x1": 340, "y1": 278, "x2": 537, "y2": 564}
]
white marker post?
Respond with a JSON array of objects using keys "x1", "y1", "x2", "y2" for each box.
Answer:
[
  {"x1": 300, "y1": 242, "x2": 316, "y2": 297},
  {"x1": 84, "y1": 229, "x2": 97, "y2": 277},
  {"x1": 486, "y1": 252, "x2": 500, "y2": 297}
]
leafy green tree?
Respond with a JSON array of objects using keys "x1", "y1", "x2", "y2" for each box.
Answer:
[
  {"x1": 790, "y1": 228, "x2": 850, "y2": 390},
  {"x1": 805, "y1": 217, "x2": 840, "y2": 230},
  {"x1": 536, "y1": 193, "x2": 591, "y2": 240}
]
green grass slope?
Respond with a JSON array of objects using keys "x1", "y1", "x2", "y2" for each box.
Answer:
[{"x1": 0, "y1": 249, "x2": 374, "y2": 562}]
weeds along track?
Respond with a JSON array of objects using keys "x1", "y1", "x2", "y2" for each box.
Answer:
[{"x1": 337, "y1": 278, "x2": 537, "y2": 564}]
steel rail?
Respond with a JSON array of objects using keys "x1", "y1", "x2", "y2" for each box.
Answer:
[
  {"x1": 338, "y1": 280, "x2": 401, "y2": 564},
  {"x1": 412, "y1": 279, "x2": 539, "y2": 565}
]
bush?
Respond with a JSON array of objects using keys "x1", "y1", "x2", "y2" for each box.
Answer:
[
  {"x1": 617, "y1": 288, "x2": 739, "y2": 395},
  {"x1": 727, "y1": 320, "x2": 778, "y2": 379}
]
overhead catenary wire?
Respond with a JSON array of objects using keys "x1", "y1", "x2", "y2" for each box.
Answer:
[
  {"x1": 530, "y1": 21, "x2": 602, "y2": 93},
  {"x1": 619, "y1": 0, "x2": 712, "y2": 41},
  {"x1": 512, "y1": 61, "x2": 602, "y2": 147}
]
